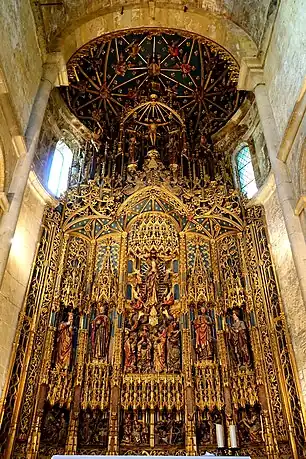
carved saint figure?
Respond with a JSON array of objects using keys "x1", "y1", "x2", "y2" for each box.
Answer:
[
  {"x1": 132, "y1": 419, "x2": 143, "y2": 444},
  {"x1": 128, "y1": 136, "x2": 138, "y2": 164},
  {"x1": 137, "y1": 327, "x2": 152, "y2": 373},
  {"x1": 145, "y1": 254, "x2": 159, "y2": 307},
  {"x1": 91, "y1": 303, "x2": 110, "y2": 360},
  {"x1": 194, "y1": 307, "x2": 213, "y2": 360},
  {"x1": 153, "y1": 328, "x2": 167, "y2": 372},
  {"x1": 122, "y1": 412, "x2": 133, "y2": 444},
  {"x1": 148, "y1": 55, "x2": 161, "y2": 77},
  {"x1": 228, "y1": 310, "x2": 251, "y2": 367},
  {"x1": 141, "y1": 421, "x2": 149, "y2": 443},
  {"x1": 130, "y1": 269, "x2": 145, "y2": 311},
  {"x1": 55, "y1": 312, "x2": 74, "y2": 368},
  {"x1": 123, "y1": 330, "x2": 137, "y2": 372},
  {"x1": 167, "y1": 321, "x2": 181, "y2": 372}
]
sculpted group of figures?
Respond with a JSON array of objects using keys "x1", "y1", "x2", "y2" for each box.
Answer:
[
  {"x1": 121, "y1": 410, "x2": 184, "y2": 446},
  {"x1": 124, "y1": 320, "x2": 181, "y2": 373},
  {"x1": 54, "y1": 303, "x2": 251, "y2": 372},
  {"x1": 123, "y1": 253, "x2": 182, "y2": 373}
]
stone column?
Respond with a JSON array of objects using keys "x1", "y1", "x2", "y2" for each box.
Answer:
[
  {"x1": 238, "y1": 58, "x2": 306, "y2": 307},
  {"x1": 0, "y1": 53, "x2": 63, "y2": 286}
]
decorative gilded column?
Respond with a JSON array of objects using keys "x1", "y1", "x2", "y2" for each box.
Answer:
[
  {"x1": 108, "y1": 232, "x2": 127, "y2": 454},
  {"x1": 238, "y1": 231, "x2": 279, "y2": 458},
  {"x1": 1, "y1": 212, "x2": 61, "y2": 458},
  {"x1": 179, "y1": 232, "x2": 196, "y2": 455},
  {"x1": 66, "y1": 238, "x2": 96, "y2": 454},
  {"x1": 26, "y1": 323, "x2": 56, "y2": 459},
  {"x1": 0, "y1": 53, "x2": 65, "y2": 286}
]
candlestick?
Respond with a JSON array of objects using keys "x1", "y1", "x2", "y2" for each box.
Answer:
[
  {"x1": 216, "y1": 423, "x2": 225, "y2": 448},
  {"x1": 229, "y1": 424, "x2": 237, "y2": 448}
]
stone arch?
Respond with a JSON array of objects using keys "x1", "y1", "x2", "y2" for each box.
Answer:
[{"x1": 54, "y1": 6, "x2": 258, "y2": 65}]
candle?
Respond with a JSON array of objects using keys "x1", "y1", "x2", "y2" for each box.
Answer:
[
  {"x1": 229, "y1": 424, "x2": 237, "y2": 448},
  {"x1": 216, "y1": 423, "x2": 224, "y2": 448}
]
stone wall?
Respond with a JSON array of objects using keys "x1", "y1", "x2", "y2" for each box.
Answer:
[
  {"x1": 37, "y1": 0, "x2": 272, "y2": 49},
  {"x1": 261, "y1": 0, "x2": 306, "y2": 398},
  {"x1": 0, "y1": 104, "x2": 18, "y2": 194},
  {"x1": 263, "y1": 186, "x2": 306, "y2": 399},
  {"x1": 264, "y1": 0, "x2": 306, "y2": 139},
  {"x1": 0, "y1": 0, "x2": 42, "y2": 133},
  {"x1": 0, "y1": 184, "x2": 45, "y2": 394}
]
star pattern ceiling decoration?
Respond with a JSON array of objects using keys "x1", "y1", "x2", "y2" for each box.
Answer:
[{"x1": 61, "y1": 28, "x2": 245, "y2": 144}]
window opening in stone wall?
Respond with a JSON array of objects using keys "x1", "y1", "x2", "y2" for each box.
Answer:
[
  {"x1": 236, "y1": 145, "x2": 258, "y2": 198},
  {"x1": 47, "y1": 141, "x2": 73, "y2": 197}
]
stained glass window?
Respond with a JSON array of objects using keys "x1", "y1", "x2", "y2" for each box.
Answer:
[
  {"x1": 236, "y1": 145, "x2": 257, "y2": 198},
  {"x1": 48, "y1": 141, "x2": 73, "y2": 197}
]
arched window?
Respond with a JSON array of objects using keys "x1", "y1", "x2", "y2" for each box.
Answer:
[
  {"x1": 47, "y1": 141, "x2": 73, "y2": 197},
  {"x1": 235, "y1": 145, "x2": 258, "y2": 198}
]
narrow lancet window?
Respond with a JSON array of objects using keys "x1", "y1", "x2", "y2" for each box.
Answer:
[
  {"x1": 236, "y1": 145, "x2": 258, "y2": 198},
  {"x1": 48, "y1": 141, "x2": 73, "y2": 197}
]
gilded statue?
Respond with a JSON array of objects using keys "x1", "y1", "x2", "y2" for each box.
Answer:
[
  {"x1": 153, "y1": 328, "x2": 167, "y2": 373},
  {"x1": 141, "y1": 421, "x2": 149, "y2": 444},
  {"x1": 122, "y1": 412, "x2": 133, "y2": 444},
  {"x1": 90, "y1": 302, "x2": 110, "y2": 360},
  {"x1": 145, "y1": 253, "x2": 159, "y2": 308},
  {"x1": 55, "y1": 312, "x2": 74, "y2": 368},
  {"x1": 194, "y1": 307, "x2": 214, "y2": 360},
  {"x1": 137, "y1": 327, "x2": 152, "y2": 373},
  {"x1": 148, "y1": 55, "x2": 161, "y2": 77},
  {"x1": 128, "y1": 136, "x2": 138, "y2": 164},
  {"x1": 123, "y1": 330, "x2": 137, "y2": 372},
  {"x1": 228, "y1": 310, "x2": 251, "y2": 367},
  {"x1": 132, "y1": 419, "x2": 143, "y2": 444},
  {"x1": 167, "y1": 321, "x2": 181, "y2": 372}
]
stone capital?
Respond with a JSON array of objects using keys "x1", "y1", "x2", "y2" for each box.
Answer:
[
  {"x1": 237, "y1": 57, "x2": 264, "y2": 91},
  {"x1": 43, "y1": 52, "x2": 68, "y2": 87}
]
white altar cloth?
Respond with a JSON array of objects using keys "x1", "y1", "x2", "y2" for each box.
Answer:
[{"x1": 52, "y1": 456, "x2": 251, "y2": 458}]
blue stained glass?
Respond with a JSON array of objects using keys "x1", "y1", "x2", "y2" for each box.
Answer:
[{"x1": 236, "y1": 145, "x2": 257, "y2": 199}]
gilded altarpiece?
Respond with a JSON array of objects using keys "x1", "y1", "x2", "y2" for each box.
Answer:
[
  {"x1": 1, "y1": 27, "x2": 305, "y2": 459},
  {"x1": 0, "y1": 152, "x2": 305, "y2": 459}
]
